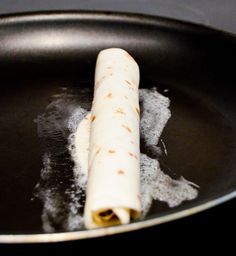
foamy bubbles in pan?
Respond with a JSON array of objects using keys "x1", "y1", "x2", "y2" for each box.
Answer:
[
  {"x1": 35, "y1": 87, "x2": 199, "y2": 231},
  {"x1": 140, "y1": 153, "x2": 199, "y2": 216},
  {"x1": 34, "y1": 90, "x2": 91, "y2": 231}
]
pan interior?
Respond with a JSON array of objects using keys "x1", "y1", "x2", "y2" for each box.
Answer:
[{"x1": 0, "y1": 12, "x2": 236, "y2": 234}]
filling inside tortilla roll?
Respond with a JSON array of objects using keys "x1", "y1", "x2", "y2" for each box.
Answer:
[{"x1": 84, "y1": 48, "x2": 141, "y2": 229}]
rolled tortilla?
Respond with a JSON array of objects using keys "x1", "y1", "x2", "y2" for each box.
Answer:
[{"x1": 84, "y1": 48, "x2": 141, "y2": 229}]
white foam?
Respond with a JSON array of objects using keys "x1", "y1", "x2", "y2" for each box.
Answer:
[
  {"x1": 34, "y1": 91, "x2": 90, "y2": 232},
  {"x1": 139, "y1": 88, "x2": 198, "y2": 215},
  {"x1": 139, "y1": 88, "x2": 171, "y2": 147},
  {"x1": 38, "y1": 152, "x2": 85, "y2": 232},
  {"x1": 140, "y1": 153, "x2": 198, "y2": 215}
]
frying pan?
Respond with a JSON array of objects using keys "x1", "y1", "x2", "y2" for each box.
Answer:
[{"x1": 0, "y1": 11, "x2": 236, "y2": 243}]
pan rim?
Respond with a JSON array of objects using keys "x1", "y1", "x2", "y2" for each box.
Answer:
[
  {"x1": 1, "y1": 191, "x2": 235, "y2": 243},
  {"x1": 0, "y1": 10, "x2": 235, "y2": 243},
  {"x1": 0, "y1": 9, "x2": 235, "y2": 37}
]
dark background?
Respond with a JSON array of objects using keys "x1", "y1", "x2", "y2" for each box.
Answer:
[{"x1": 0, "y1": 0, "x2": 235, "y2": 250}]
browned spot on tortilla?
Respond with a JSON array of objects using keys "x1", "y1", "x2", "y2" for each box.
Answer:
[
  {"x1": 117, "y1": 169, "x2": 125, "y2": 175},
  {"x1": 128, "y1": 152, "x2": 134, "y2": 157},
  {"x1": 122, "y1": 124, "x2": 132, "y2": 133},
  {"x1": 86, "y1": 148, "x2": 89, "y2": 151},
  {"x1": 125, "y1": 83, "x2": 135, "y2": 91},
  {"x1": 130, "y1": 140, "x2": 135, "y2": 145},
  {"x1": 95, "y1": 75, "x2": 106, "y2": 89},
  {"x1": 105, "y1": 92, "x2": 112, "y2": 98},
  {"x1": 124, "y1": 95, "x2": 128, "y2": 100},
  {"x1": 115, "y1": 108, "x2": 125, "y2": 114},
  {"x1": 124, "y1": 80, "x2": 136, "y2": 90},
  {"x1": 128, "y1": 152, "x2": 138, "y2": 159},
  {"x1": 91, "y1": 115, "x2": 96, "y2": 122},
  {"x1": 95, "y1": 81, "x2": 101, "y2": 89},
  {"x1": 107, "y1": 66, "x2": 112, "y2": 69},
  {"x1": 108, "y1": 149, "x2": 116, "y2": 154},
  {"x1": 135, "y1": 107, "x2": 140, "y2": 115},
  {"x1": 96, "y1": 148, "x2": 101, "y2": 155},
  {"x1": 110, "y1": 73, "x2": 113, "y2": 76},
  {"x1": 125, "y1": 80, "x2": 132, "y2": 86},
  {"x1": 126, "y1": 52, "x2": 133, "y2": 60},
  {"x1": 96, "y1": 58, "x2": 101, "y2": 65}
]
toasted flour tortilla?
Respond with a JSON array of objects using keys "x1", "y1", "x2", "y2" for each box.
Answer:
[{"x1": 84, "y1": 48, "x2": 141, "y2": 228}]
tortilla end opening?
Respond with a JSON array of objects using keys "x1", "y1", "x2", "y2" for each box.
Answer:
[
  {"x1": 92, "y1": 208, "x2": 140, "y2": 227},
  {"x1": 93, "y1": 209, "x2": 120, "y2": 227}
]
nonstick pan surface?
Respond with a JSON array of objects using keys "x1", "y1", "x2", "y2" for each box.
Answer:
[{"x1": 0, "y1": 11, "x2": 236, "y2": 242}]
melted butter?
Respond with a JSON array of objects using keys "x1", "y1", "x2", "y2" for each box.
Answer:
[{"x1": 35, "y1": 87, "x2": 199, "y2": 231}]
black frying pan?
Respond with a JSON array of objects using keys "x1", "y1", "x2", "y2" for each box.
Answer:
[{"x1": 0, "y1": 11, "x2": 236, "y2": 242}]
